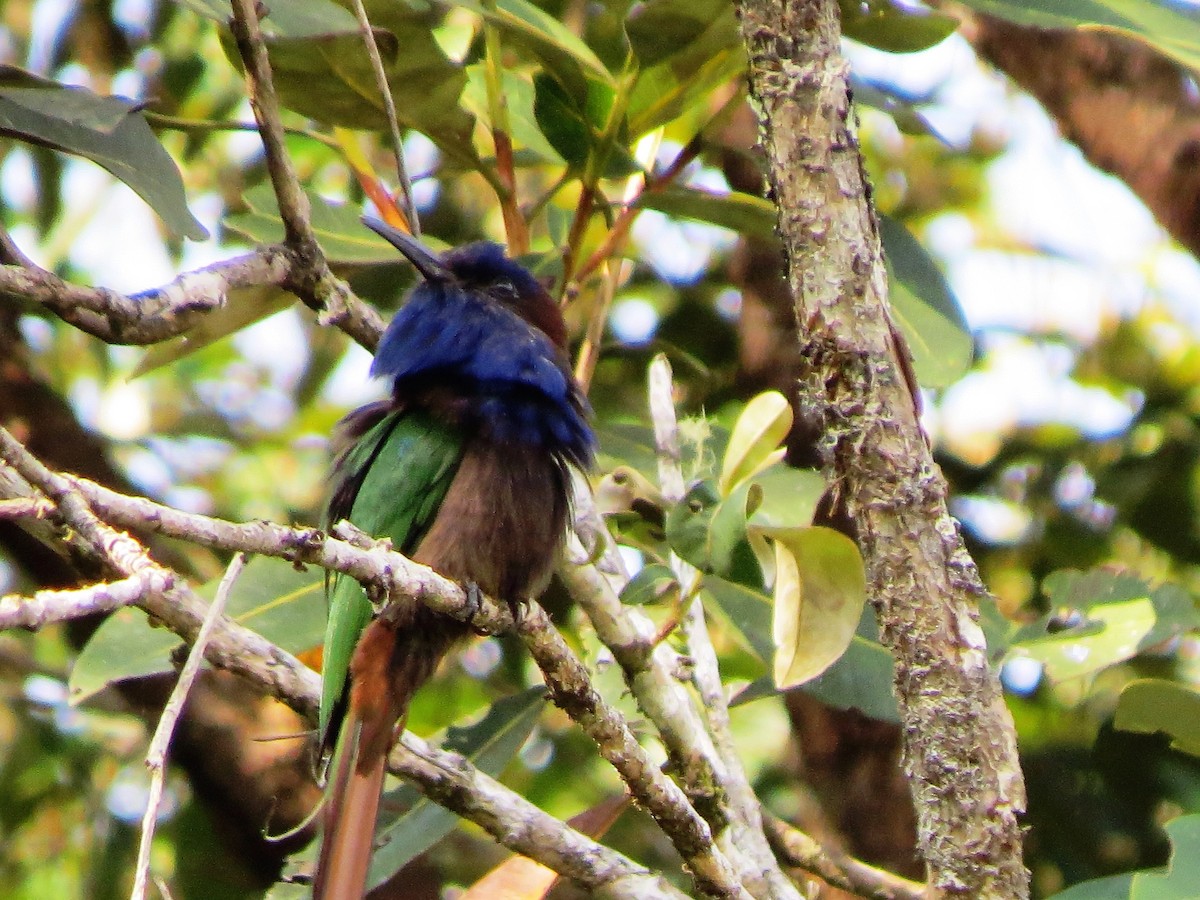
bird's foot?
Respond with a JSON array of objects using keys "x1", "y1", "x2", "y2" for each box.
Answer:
[{"x1": 464, "y1": 581, "x2": 490, "y2": 636}]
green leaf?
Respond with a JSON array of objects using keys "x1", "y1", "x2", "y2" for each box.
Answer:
[
  {"x1": 439, "y1": 0, "x2": 613, "y2": 104},
  {"x1": 627, "y1": 37, "x2": 745, "y2": 136},
  {"x1": 625, "y1": 0, "x2": 733, "y2": 66},
  {"x1": 665, "y1": 480, "x2": 758, "y2": 581},
  {"x1": 745, "y1": 465, "x2": 825, "y2": 533},
  {"x1": 802, "y1": 630, "x2": 898, "y2": 723},
  {"x1": 69, "y1": 557, "x2": 324, "y2": 704},
  {"x1": 841, "y1": 1, "x2": 959, "y2": 53},
  {"x1": 1010, "y1": 568, "x2": 1200, "y2": 683},
  {"x1": 1007, "y1": 597, "x2": 1155, "y2": 683},
  {"x1": 771, "y1": 527, "x2": 868, "y2": 688},
  {"x1": 533, "y1": 72, "x2": 593, "y2": 169},
  {"x1": 878, "y1": 214, "x2": 971, "y2": 389},
  {"x1": 463, "y1": 65, "x2": 563, "y2": 164},
  {"x1": 1114, "y1": 679, "x2": 1200, "y2": 757},
  {"x1": 732, "y1": 628, "x2": 899, "y2": 724},
  {"x1": 852, "y1": 78, "x2": 941, "y2": 140},
  {"x1": 639, "y1": 185, "x2": 777, "y2": 242},
  {"x1": 954, "y1": 0, "x2": 1200, "y2": 75},
  {"x1": 619, "y1": 564, "x2": 679, "y2": 606},
  {"x1": 201, "y1": 0, "x2": 480, "y2": 166},
  {"x1": 0, "y1": 66, "x2": 206, "y2": 240},
  {"x1": 1048, "y1": 874, "x2": 1136, "y2": 900},
  {"x1": 224, "y1": 183, "x2": 405, "y2": 264},
  {"x1": 719, "y1": 390, "x2": 792, "y2": 496},
  {"x1": 366, "y1": 687, "x2": 546, "y2": 888},
  {"x1": 173, "y1": 0, "x2": 363, "y2": 38},
  {"x1": 703, "y1": 573, "x2": 774, "y2": 662},
  {"x1": 1131, "y1": 815, "x2": 1200, "y2": 899}
]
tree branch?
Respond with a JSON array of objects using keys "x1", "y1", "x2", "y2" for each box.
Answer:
[
  {"x1": 391, "y1": 732, "x2": 688, "y2": 899},
  {"x1": 647, "y1": 356, "x2": 801, "y2": 900},
  {"x1": 734, "y1": 0, "x2": 1028, "y2": 895},
  {"x1": 227, "y1": 0, "x2": 383, "y2": 351},
  {"x1": 968, "y1": 15, "x2": 1200, "y2": 261},
  {"x1": 762, "y1": 813, "x2": 926, "y2": 900},
  {"x1": 0, "y1": 248, "x2": 289, "y2": 345}
]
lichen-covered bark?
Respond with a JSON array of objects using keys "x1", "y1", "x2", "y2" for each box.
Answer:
[{"x1": 732, "y1": 0, "x2": 1029, "y2": 895}]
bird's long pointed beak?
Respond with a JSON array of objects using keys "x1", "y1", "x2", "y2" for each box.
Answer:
[{"x1": 362, "y1": 217, "x2": 450, "y2": 282}]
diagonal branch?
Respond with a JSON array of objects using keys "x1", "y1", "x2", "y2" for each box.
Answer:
[{"x1": 734, "y1": 0, "x2": 1027, "y2": 895}]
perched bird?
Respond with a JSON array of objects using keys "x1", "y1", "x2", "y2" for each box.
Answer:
[{"x1": 312, "y1": 219, "x2": 593, "y2": 899}]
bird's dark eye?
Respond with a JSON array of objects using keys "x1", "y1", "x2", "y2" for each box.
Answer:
[{"x1": 491, "y1": 278, "x2": 518, "y2": 302}]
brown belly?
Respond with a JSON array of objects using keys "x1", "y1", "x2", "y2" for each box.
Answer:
[{"x1": 413, "y1": 437, "x2": 570, "y2": 604}]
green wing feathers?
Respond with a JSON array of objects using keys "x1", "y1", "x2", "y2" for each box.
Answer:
[{"x1": 320, "y1": 408, "x2": 464, "y2": 745}]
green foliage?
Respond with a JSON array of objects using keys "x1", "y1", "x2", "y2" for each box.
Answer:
[
  {"x1": 6, "y1": 0, "x2": 1200, "y2": 894},
  {"x1": 0, "y1": 66, "x2": 205, "y2": 239}
]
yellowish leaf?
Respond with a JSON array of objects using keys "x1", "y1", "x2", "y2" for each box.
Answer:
[
  {"x1": 771, "y1": 527, "x2": 867, "y2": 689},
  {"x1": 719, "y1": 391, "x2": 792, "y2": 496}
]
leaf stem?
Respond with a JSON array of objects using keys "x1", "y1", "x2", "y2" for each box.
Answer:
[{"x1": 480, "y1": 7, "x2": 529, "y2": 254}]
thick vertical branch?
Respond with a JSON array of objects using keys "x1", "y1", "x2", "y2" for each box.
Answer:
[{"x1": 733, "y1": 0, "x2": 1028, "y2": 896}]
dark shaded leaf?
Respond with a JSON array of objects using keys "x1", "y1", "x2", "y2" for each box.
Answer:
[
  {"x1": 639, "y1": 185, "x2": 777, "y2": 241},
  {"x1": 0, "y1": 67, "x2": 205, "y2": 239},
  {"x1": 619, "y1": 564, "x2": 679, "y2": 606},
  {"x1": 69, "y1": 557, "x2": 324, "y2": 704},
  {"x1": 879, "y1": 214, "x2": 972, "y2": 388}
]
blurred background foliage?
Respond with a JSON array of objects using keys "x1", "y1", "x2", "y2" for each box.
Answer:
[{"x1": 2, "y1": 0, "x2": 1200, "y2": 897}]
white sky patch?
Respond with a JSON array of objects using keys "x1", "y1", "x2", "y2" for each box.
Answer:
[
  {"x1": 952, "y1": 495, "x2": 1035, "y2": 545},
  {"x1": 233, "y1": 306, "x2": 309, "y2": 391},
  {"x1": 323, "y1": 343, "x2": 386, "y2": 408},
  {"x1": 97, "y1": 379, "x2": 150, "y2": 440},
  {"x1": 610, "y1": 297, "x2": 659, "y2": 345}
]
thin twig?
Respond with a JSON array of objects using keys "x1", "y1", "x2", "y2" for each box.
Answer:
[
  {"x1": 514, "y1": 605, "x2": 750, "y2": 900},
  {"x1": 762, "y1": 813, "x2": 927, "y2": 900},
  {"x1": 227, "y1": 0, "x2": 383, "y2": 350},
  {"x1": 130, "y1": 553, "x2": 247, "y2": 900},
  {"x1": 572, "y1": 137, "x2": 702, "y2": 289},
  {"x1": 479, "y1": 3, "x2": 528, "y2": 254},
  {"x1": 648, "y1": 355, "x2": 802, "y2": 900},
  {"x1": 574, "y1": 132, "x2": 663, "y2": 392},
  {"x1": 346, "y1": 0, "x2": 419, "y2": 237},
  {"x1": 0, "y1": 437, "x2": 320, "y2": 718}
]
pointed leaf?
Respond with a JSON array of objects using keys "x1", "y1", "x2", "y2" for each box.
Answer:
[
  {"x1": 0, "y1": 69, "x2": 205, "y2": 240},
  {"x1": 441, "y1": 0, "x2": 613, "y2": 95},
  {"x1": 224, "y1": 183, "x2": 407, "y2": 264},
  {"x1": 771, "y1": 527, "x2": 868, "y2": 689},
  {"x1": 719, "y1": 390, "x2": 793, "y2": 496},
  {"x1": 702, "y1": 574, "x2": 774, "y2": 663},
  {"x1": 619, "y1": 564, "x2": 679, "y2": 606},
  {"x1": 638, "y1": 185, "x2": 777, "y2": 241},
  {"x1": 841, "y1": 1, "x2": 958, "y2": 53}
]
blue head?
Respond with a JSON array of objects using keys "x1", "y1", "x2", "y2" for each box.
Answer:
[{"x1": 364, "y1": 218, "x2": 593, "y2": 469}]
